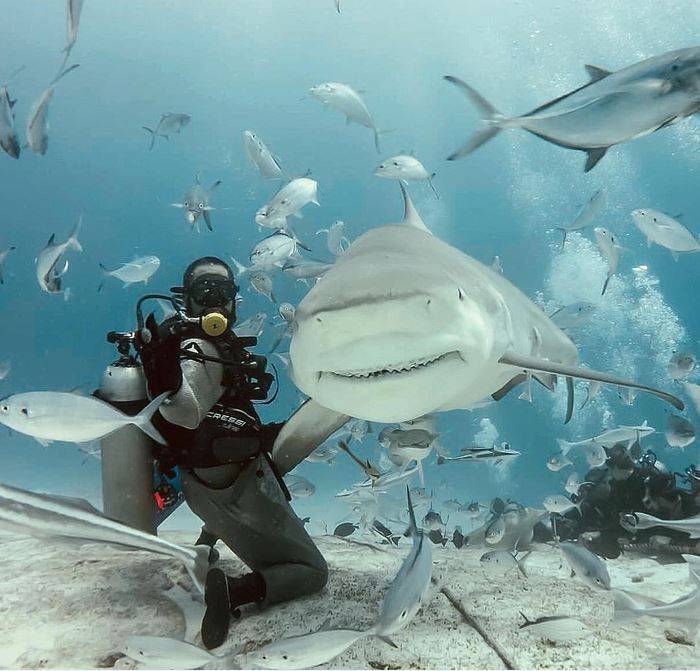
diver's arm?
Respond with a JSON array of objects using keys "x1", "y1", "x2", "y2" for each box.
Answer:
[
  {"x1": 158, "y1": 338, "x2": 225, "y2": 429},
  {"x1": 272, "y1": 399, "x2": 350, "y2": 475}
]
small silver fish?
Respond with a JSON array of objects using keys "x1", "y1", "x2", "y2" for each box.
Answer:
[
  {"x1": 243, "y1": 130, "x2": 285, "y2": 180},
  {"x1": 666, "y1": 414, "x2": 696, "y2": 448},
  {"x1": 0, "y1": 66, "x2": 23, "y2": 159},
  {"x1": 233, "y1": 312, "x2": 267, "y2": 338},
  {"x1": 556, "y1": 190, "x2": 606, "y2": 247},
  {"x1": 480, "y1": 549, "x2": 528, "y2": 577},
  {"x1": 143, "y1": 113, "x2": 191, "y2": 150},
  {"x1": 249, "y1": 271, "x2": 275, "y2": 303},
  {"x1": 26, "y1": 64, "x2": 80, "y2": 156},
  {"x1": 631, "y1": 209, "x2": 700, "y2": 256},
  {"x1": 309, "y1": 82, "x2": 383, "y2": 152},
  {"x1": 549, "y1": 302, "x2": 597, "y2": 331},
  {"x1": 668, "y1": 351, "x2": 696, "y2": 380},
  {"x1": 283, "y1": 259, "x2": 333, "y2": 282},
  {"x1": 543, "y1": 495, "x2": 579, "y2": 515},
  {"x1": 560, "y1": 541, "x2": 610, "y2": 590},
  {"x1": 255, "y1": 177, "x2": 319, "y2": 226},
  {"x1": 250, "y1": 231, "x2": 309, "y2": 271},
  {"x1": 171, "y1": 174, "x2": 221, "y2": 232},
  {"x1": 547, "y1": 452, "x2": 572, "y2": 472},
  {"x1": 284, "y1": 474, "x2": 316, "y2": 498},
  {"x1": 317, "y1": 220, "x2": 350, "y2": 256},
  {"x1": 99, "y1": 255, "x2": 160, "y2": 289},
  {"x1": 375, "y1": 155, "x2": 438, "y2": 198},
  {"x1": 0, "y1": 245, "x2": 16, "y2": 284},
  {"x1": 519, "y1": 613, "x2": 591, "y2": 643},
  {"x1": 36, "y1": 217, "x2": 83, "y2": 296},
  {"x1": 593, "y1": 226, "x2": 621, "y2": 295}
]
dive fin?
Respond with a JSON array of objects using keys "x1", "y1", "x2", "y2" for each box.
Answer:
[
  {"x1": 498, "y1": 351, "x2": 684, "y2": 410},
  {"x1": 585, "y1": 65, "x2": 612, "y2": 82},
  {"x1": 584, "y1": 147, "x2": 608, "y2": 172},
  {"x1": 492, "y1": 373, "x2": 527, "y2": 401},
  {"x1": 444, "y1": 75, "x2": 504, "y2": 159},
  {"x1": 399, "y1": 182, "x2": 431, "y2": 234}
]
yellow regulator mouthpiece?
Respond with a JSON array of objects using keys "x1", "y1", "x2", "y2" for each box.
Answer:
[{"x1": 201, "y1": 312, "x2": 228, "y2": 337}]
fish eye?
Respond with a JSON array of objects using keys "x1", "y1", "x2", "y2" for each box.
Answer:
[
  {"x1": 1, "y1": 405, "x2": 7, "y2": 412},
  {"x1": 393, "y1": 161, "x2": 400, "y2": 166},
  {"x1": 183, "y1": 200, "x2": 189, "y2": 207},
  {"x1": 458, "y1": 288, "x2": 465, "y2": 301},
  {"x1": 20, "y1": 407, "x2": 28, "y2": 416},
  {"x1": 401, "y1": 610, "x2": 408, "y2": 618},
  {"x1": 198, "y1": 202, "x2": 205, "y2": 209},
  {"x1": 283, "y1": 656, "x2": 288, "y2": 660}
]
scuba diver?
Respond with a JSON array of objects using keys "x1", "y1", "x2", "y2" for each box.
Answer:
[{"x1": 136, "y1": 257, "x2": 328, "y2": 649}]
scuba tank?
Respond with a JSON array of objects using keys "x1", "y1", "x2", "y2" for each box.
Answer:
[{"x1": 98, "y1": 334, "x2": 156, "y2": 534}]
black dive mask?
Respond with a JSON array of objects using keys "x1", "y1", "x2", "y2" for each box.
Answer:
[{"x1": 188, "y1": 273, "x2": 237, "y2": 308}]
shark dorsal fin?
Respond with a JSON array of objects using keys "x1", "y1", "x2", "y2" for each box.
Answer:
[
  {"x1": 399, "y1": 183, "x2": 431, "y2": 235},
  {"x1": 585, "y1": 64, "x2": 612, "y2": 82}
]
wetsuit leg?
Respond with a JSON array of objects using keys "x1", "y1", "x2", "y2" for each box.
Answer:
[{"x1": 181, "y1": 455, "x2": 328, "y2": 606}]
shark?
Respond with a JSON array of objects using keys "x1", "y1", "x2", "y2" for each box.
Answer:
[{"x1": 271, "y1": 185, "x2": 682, "y2": 474}]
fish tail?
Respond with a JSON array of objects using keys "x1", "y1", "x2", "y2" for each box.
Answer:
[
  {"x1": 611, "y1": 589, "x2": 642, "y2": 623},
  {"x1": 444, "y1": 75, "x2": 506, "y2": 160},
  {"x1": 556, "y1": 438, "x2": 574, "y2": 456},
  {"x1": 133, "y1": 392, "x2": 170, "y2": 445},
  {"x1": 68, "y1": 215, "x2": 83, "y2": 252},
  {"x1": 142, "y1": 126, "x2": 156, "y2": 150},
  {"x1": 428, "y1": 174, "x2": 439, "y2": 199},
  {"x1": 228, "y1": 255, "x2": 249, "y2": 276}
]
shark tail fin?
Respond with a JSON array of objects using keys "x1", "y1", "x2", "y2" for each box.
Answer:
[
  {"x1": 132, "y1": 392, "x2": 170, "y2": 445},
  {"x1": 444, "y1": 76, "x2": 506, "y2": 160}
]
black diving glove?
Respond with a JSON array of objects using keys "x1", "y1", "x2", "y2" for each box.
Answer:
[{"x1": 139, "y1": 312, "x2": 184, "y2": 397}]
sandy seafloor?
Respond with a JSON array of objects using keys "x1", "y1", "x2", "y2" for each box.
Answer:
[{"x1": 1, "y1": 531, "x2": 699, "y2": 670}]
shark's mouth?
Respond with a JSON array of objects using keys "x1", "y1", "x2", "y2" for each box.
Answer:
[{"x1": 323, "y1": 351, "x2": 461, "y2": 380}]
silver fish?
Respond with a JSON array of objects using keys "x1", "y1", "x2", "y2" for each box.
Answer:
[
  {"x1": 556, "y1": 190, "x2": 606, "y2": 247},
  {"x1": 283, "y1": 259, "x2": 333, "y2": 282},
  {"x1": 564, "y1": 472, "x2": 589, "y2": 496},
  {"x1": 375, "y1": 487, "x2": 433, "y2": 638},
  {"x1": 0, "y1": 390, "x2": 168, "y2": 446},
  {"x1": 284, "y1": 474, "x2": 316, "y2": 498},
  {"x1": 558, "y1": 422, "x2": 654, "y2": 453},
  {"x1": 543, "y1": 495, "x2": 579, "y2": 516},
  {"x1": 309, "y1": 82, "x2": 383, "y2": 152},
  {"x1": 549, "y1": 302, "x2": 597, "y2": 331},
  {"x1": 171, "y1": 174, "x2": 221, "y2": 232},
  {"x1": 375, "y1": 155, "x2": 438, "y2": 198},
  {"x1": 445, "y1": 48, "x2": 700, "y2": 172},
  {"x1": 547, "y1": 452, "x2": 572, "y2": 472},
  {"x1": 423, "y1": 510, "x2": 445, "y2": 531},
  {"x1": 317, "y1": 220, "x2": 350, "y2": 257},
  {"x1": 233, "y1": 312, "x2": 268, "y2": 338},
  {"x1": 631, "y1": 209, "x2": 700, "y2": 256},
  {"x1": 63, "y1": 0, "x2": 85, "y2": 58},
  {"x1": 250, "y1": 231, "x2": 309, "y2": 271},
  {"x1": 666, "y1": 414, "x2": 696, "y2": 448},
  {"x1": 485, "y1": 516, "x2": 506, "y2": 544},
  {"x1": 255, "y1": 177, "x2": 319, "y2": 227},
  {"x1": 306, "y1": 444, "x2": 338, "y2": 464},
  {"x1": 437, "y1": 443, "x2": 520, "y2": 465},
  {"x1": 594, "y1": 226, "x2": 621, "y2": 295},
  {"x1": 0, "y1": 245, "x2": 16, "y2": 284},
  {"x1": 669, "y1": 351, "x2": 696, "y2": 380},
  {"x1": 0, "y1": 481, "x2": 209, "y2": 592},
  {"x1": 560, "y1": 541, "x2": 610, "y2": 590},
  {"x1": 99, "y1": 255, "x2": 160, "y2": 289},
  {"x1": 26, "y1": 64, "x2": 79, "y2": 155},
  {"x1": 143, "y1": 113, "x2": 191, "y2": 150},
  {"x1": 243, "y1": 130, "x2": 285, "y2": 180},
  {"x1": 249, "y1": 270, "x2": 275, "y2": 303},
  {"x1": 519, "y1": 614, "x2": 590, "y2": 643},
  {"x1": 35, "y1": 217, "x2": 83, "y2": 296},
  {"x1": 0, "y1": 66, "x2": 23, "y2": 159},
  {"x1": 620, "y1": 511, "x2": 700, "y2": 539},
  {"x1": 480, "y1": 549, "x2": 529, "y2": 577}
]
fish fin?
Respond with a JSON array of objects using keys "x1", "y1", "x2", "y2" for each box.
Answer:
[
  {"x1": 584, "y1": 147, "x2": 608, "y2": 173},
  {"x1": 498, "y1": 351, "x2": 684, "y2": 411},
  {"x1": 555, "y1": 227, "x2": 567, "y2": 248},
  {"x1": 406, "y1": 485, "x2": 418, "y2": 536},
  {"x1": 48, "y1": 63, "x2": 79, "y2": 88},
  {"x1": 518, "y1": 379, "x2": 532, "y2": 403},
  {"x1": 491, "y1": 373, "x2": 527, "y2": 401},
  {"x1": 133, "y1": 392, "x2": 170, "y2": 445},
  {"x1": 519, "y1": 611, "x2": 534, "y2": 628},
  {"x1": 97, "y1": 280, "x2": 105, "y2": 293},
  {"x1": 601, "y1": 273, "x2": 611, "y2": 295},
  {"x1": 68, "y1": 215, "x2": 83, "y2": 252},
  {"x1": 203, "y1": 209, "x2": 213, "y2": 231},
  {"x1": 565, "y1": 376, "x2": 574, "y2": 424},
  {"x1": 293, "y1": 211, "x2": 304, "y2": 220},
  {"x1": 444, "y1": 75, "x2": 504, "y2": 159},
  {"x1": 142, "y1": 126, "x2": 156, "y2": 150},
  {"x1": 399, "y1": 182, "x2": 431, "y2": 234},
  {"x1": 209, "y1": 179, "x2": 222, "y2": 191},
  {"x1": 428, "y1": 174, "x2": 439, "y2": 199},
  {"x1": 534, "y1": 372, "x2": 557, "y2": 391},
  {"x1": 612, "y1": 589, "x2": 642, "y2": 623},
  {"x1": 378, "y1": 636, "x2": 398, "y2": 649},
  {"x1": 35, "y1": 437, "x2": 52, "y2": 447},
  {"x1": 170, "y1": 202, "x2": 185, "y2": 208},
  {"x1": 229, "y1": 256, "x2": 248, "y2": 276},
  {"x1": 45, "y1": 233, "x2": 56, "y2": 248},
  {"x1": 585, "y1": 64, "x2": 612, "y2": 82}
]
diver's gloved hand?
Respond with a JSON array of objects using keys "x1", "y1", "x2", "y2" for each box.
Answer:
[{"x1": 139, "y1": 312, "x2": 183, "y2": 396}]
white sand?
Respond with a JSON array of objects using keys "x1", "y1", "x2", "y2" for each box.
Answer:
[{"x1": 0, "y1": 532, "x2": 698, "y2": 669}]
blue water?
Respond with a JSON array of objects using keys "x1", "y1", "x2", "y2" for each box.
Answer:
[{"x1": 0, "y1": 0, "x2": 698, "y2": 530}]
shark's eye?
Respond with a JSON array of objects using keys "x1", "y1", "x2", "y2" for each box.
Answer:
[
  {"x1": 20, "y1": 407, "x2": 28, "y2": 416},
  {"x1": 401, "y1": 610, "x2": 408, "y2": 618},
  {"x1": 458, "y1": 288, "x2": 466, "y2": 301},
  {"x1": 393, "y1": 161, "x2": 400, "y2": 166}
]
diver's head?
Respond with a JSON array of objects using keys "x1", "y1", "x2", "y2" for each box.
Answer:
[{"x1": 179, "y1": 256, "x2": 238, "y2": 323}]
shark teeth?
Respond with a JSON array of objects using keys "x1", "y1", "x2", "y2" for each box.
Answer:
[{"x1": 330, "y1": 352, "x2": 453, "y2": 379}]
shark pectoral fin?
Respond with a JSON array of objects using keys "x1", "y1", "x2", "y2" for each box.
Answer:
[
  {"x1": 584, "y1": 147, "x2": 608, "y2": 172},
  {"x1": 491, "y1": 373, "x2": 527, "y2": 401},
  {"x1": 584, "y1": 64, "x2": 612, "y2": 82},
  {"x1": 498, "y1": 351, "x2": 684, "y2": 411}
]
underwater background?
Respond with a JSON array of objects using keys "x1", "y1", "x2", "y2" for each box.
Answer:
[{"x1": 0, "y1": 0, "x2": 698, "y2": 531}]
